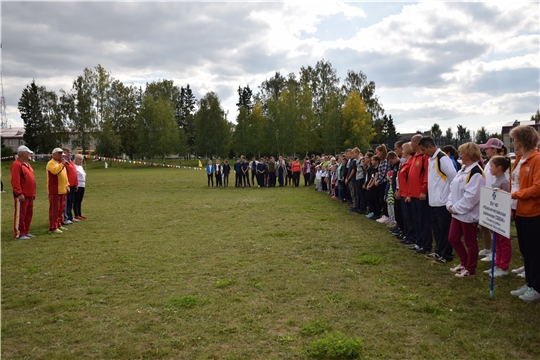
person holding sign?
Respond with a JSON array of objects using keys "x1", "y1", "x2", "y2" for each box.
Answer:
[
  {"x1": 446, "y1": 142, "x2": 486, "y2": 277},
  {"x1": 509, "y1": 126, "x2": 540, "y2": 303},
  {"x1": 482, "y1": 156, "x2": 512, "y2": 277}
]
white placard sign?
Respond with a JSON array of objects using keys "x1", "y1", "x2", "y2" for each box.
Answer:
[{"x1": 479, "y1": 186, "x2": 512, "y2": 238}]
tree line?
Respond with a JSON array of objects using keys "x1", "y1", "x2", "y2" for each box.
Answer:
[
  {"x1": 18, "y1": 60, "x2": 533, "y2": 160},
  {"x1": 17, "y1": 60, "x2": 399, "y2": 159}
]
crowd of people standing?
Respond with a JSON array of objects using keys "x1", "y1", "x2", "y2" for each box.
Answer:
[
  {"x1": 205, "y1": 126, "x2": 540, "y2": 302},
  {"x1": 9, "y1": 146, "x2": 88, "y2": 240}
]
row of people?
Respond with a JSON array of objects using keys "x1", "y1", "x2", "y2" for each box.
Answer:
[
  {"x1": 10, "y1": 146, "x2": 88, "y2": 240},
  {"x1": 311, "y1": 128, "x2": 540, "y2": 302},
  {"x1": 206, "y1": 156, "x2": 310, "y2": 188}
]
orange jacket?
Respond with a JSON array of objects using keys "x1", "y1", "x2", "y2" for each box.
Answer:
[{"x1": 512, "y1": 151, "x2": 540, "y2": 217}]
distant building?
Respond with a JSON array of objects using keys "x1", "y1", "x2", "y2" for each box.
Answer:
[
  {"x1": 0, "y1": 126, "x2": 25, "y2": 152},
  {"x1": 502, "y1": 119, "x2": 540, "y2": 153},
  {"x1": 0, "y1": 126, "x2": 97, "y2": 155}
]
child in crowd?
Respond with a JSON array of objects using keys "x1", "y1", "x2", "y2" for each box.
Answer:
[
  {"x1": 321, "y1": 165, "x2": 328, "y2": 192},
  {"x1": 383, "y1": 170, "x2": 396, "y2": 226},
  {"x1": 331, "y1": 164, "x2": 338, "y2": 198},
  {"x1": 365, "y1": 155, "x2": 380, "y2": 219},
  {"x1": 483, "y1": 155, "x2": 512, "y2": 277},
  {"x1": 315, "y1": 165, "x2": 322, "y2": 191}
]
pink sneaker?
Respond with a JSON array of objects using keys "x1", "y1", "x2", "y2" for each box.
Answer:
[{"x1": 377, "y1": 215, "x2": 390, "y2": 223}]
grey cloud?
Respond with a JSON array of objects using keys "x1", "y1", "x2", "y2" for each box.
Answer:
[
  {"x1": 466, "y1": 68, "x2": 539, "y2": 96},
  {"x1": 2, "y1": 2, "x2": 274, "y2": 78}
]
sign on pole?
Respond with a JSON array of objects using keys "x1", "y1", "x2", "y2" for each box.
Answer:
[{"x1": 479, "y1": 186, "x2": 512, "y2": 239}]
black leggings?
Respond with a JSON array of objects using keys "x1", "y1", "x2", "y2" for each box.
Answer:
[
  {"x1": 207, "y1": 174, "x2": 214, "y2": 187},
  {"x1": 74, "y1": 187, "x2": 85, "y2": 217}
]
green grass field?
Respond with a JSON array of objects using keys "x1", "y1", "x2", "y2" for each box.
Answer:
[{"x1": 2, "y1": 160, "x2": 539, "y2": 359}]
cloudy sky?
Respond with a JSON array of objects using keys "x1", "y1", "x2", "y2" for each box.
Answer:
[{"x1": 2, "y1": 1, "x2": 538, "y2": 136}]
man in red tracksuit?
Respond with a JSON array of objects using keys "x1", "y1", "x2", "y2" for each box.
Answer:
[
  {"x1": 11, "y1": 145, "x2": 37, "y2": 240},
  {"x1": 407, "y1": 134, "x2": 432, "y2": 254},
  {"x1": 63, "y1": 147, "x2": 79, "y2": 224}
]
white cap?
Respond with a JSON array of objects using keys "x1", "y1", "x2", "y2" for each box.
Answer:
[
  {"x1": 52, "y1": 147, "x2": 64, "y2": 154},
  {"x1": 17, "y1": 145, "x2": 34, "y2": 154}
]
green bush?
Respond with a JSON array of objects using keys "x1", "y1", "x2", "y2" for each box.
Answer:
[
  {"x1": 306, "y1": 331, "x2": 363, "y2": 360},
  {"x1": 301, "y1": 319, "x2": 333, "y2": 336}
]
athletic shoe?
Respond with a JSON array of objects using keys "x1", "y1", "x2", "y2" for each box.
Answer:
[
  {"x1": 425, "y1": 252, "x2": 440, "y2": 260},
  {"x1": 491, "y1": 268, "x2": 508, "y2": 278},
  {"x1": 415, "y1": 248, "x2": 430, "y2": 254},
  {"x1": 390, "y1": 229, "x2": 401, "y2": 235},
  {"x1": 450, "y1": 264, "x2": 466, "y2": 273},
  {"x1": 376, "y1": 215, "x2": 390, "y2": 223},
  {"x1": 480, "y1": 254, "x2": 494, "y2": 262},
  {"x1": 59, "y1": 226, "x2": 68, "y2": 231},
  {"x1": 433, "y1": 257, "x2": 450, "y2": 264},
  {"x1": 63, "y1": 220, "x2": 73, "y2": 225},
  {"x1": 518, "y1": 271, "x2": 526, "y2": 278},
  {"x1": 408, "y1": 244, "x2": 420, "y2": 251},
  {"x1": 49, "y1": 229, "x2": 63, "y2": 234},
  {"x1": 15, "y1": 235, "x2": 31, "y2": 240},
  {"x1": 401, "y1": 240, "x2": 415, "y2": 245},
  {"x1": 25, "y1": 234, "x2": 36, "y2": 238},
  {"x1": 455, "y1": 270, "x2": 474, "y2": 277},
  {"x1": 510, "y1": 285, "x2": 529, "y2": 297},
  {"x1": 72, "y1": 218, "x2": 80, "y2": 222},
  {"x1": 478, "y1": 248, "x2": 491, "y2": 257},
  {"x1": 519, "y1": 287, "x2": 540, "y2": 302},
  {"x1": 365, "y1": 212, "x2": 374, "y2": 218},
  {"x1": 511, "y1": 266, "x2": 525, "y2": 274},
  {"x1": 484, "y1": 266, "x2": 508, "y2": 277}
]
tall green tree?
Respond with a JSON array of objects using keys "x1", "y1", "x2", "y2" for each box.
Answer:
[
  {"x1": 248, "y1": 100, "x2": 267, "y2": 158},
  {"x1": 19, "y1": 80, "x2": 66, "y2": 153},
  {"x1": 342, "y1": 69, "x2": 384, "y2": 121},
  {"x1": 456, "y1": 124, "x2": 471, "y2": 145},
  {"x1": 531, "y1": 109, "x2": 540, "y2": 122},
  {"x1": 95, "y1": 118, "x2": 120, "y2": 157},
  {"x1": 179, "y1": 85, "x2": 197, "y2": 154},
  {"x1": 107, "y1": 80, "x2": 139, "y2": 158},
  {"x1": 195, "y1": 92, "x2": 230, "y2": 158},
  {"x1": 430, "y1": 123, "x2": 442, "y2": 140},
  {"x1": 297, "y1": 81, "x2": 317, "y2": 156},
  {"x1": 137, "y1": 95, "x2": 179, "y2": 159},
  {"x1": 59, "y1": 68, "x2": 96, "y2": 152},
  {"x1": 92, "y1": 64, "x2": 112, "y2": 127},
  {"x1": 475, "y1": 126, "x2": 489, "y2": 144},
  {"x1": 444, "y1": 127, "x2": 454, "y2": 145},
  {"x1": 341, "y1": 90, "x2": 374, "y2": 151}
]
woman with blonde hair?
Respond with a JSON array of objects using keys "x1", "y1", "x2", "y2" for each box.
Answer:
[{"x1": 446, "y1": 142, "x2": 486, "y2": 277}]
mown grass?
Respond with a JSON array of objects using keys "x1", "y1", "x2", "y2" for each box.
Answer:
[{"x1": 1, "y1": 160, "x2": 539, "y2": 359}]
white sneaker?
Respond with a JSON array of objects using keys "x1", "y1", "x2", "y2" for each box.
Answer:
[
  {"x1": 72, "y1": 218, "x2": 80, "y2": 222},
  {"x1": 519, "y1": 287, "x2": 540, "y2": 302},
  {"x1": 480, "y1": 254, "x2": 494, "y2": 262},
  {"x1": 455, "y1": 270, "x2": 474, "y2": 277},
  {"x1": 376, "y1": 215, "x2": 388, "y2": 223},
  {"x1": 511, "y1": 266, "x2": 525, "y2": 274},
  {"x1": 490, "y1": 267, "x2": 508, "y2": 278},
  {"x1": 518, "y1": 272, "x2": 526, "y2": 278},
  {"x1": 510, "y1": 284, "x2": 529, "y2": 297},
  {"x1": 450, "y1": 264, "x2": 465, "y2": 273},
  {"x1": 63, "y1": 220, "x2": 73, "y2": 225},
  {"x1": 478, "y1": 248, "x2": 491, "y2": 256}
]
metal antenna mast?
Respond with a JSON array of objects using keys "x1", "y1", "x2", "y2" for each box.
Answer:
[{"x1": 0, "y1": 42, "x2": 8, "y2": 129}]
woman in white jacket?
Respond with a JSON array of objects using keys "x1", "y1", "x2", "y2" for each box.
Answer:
[{"x1": 446, "y1": 142, "x2": 486, "y2": 277}]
